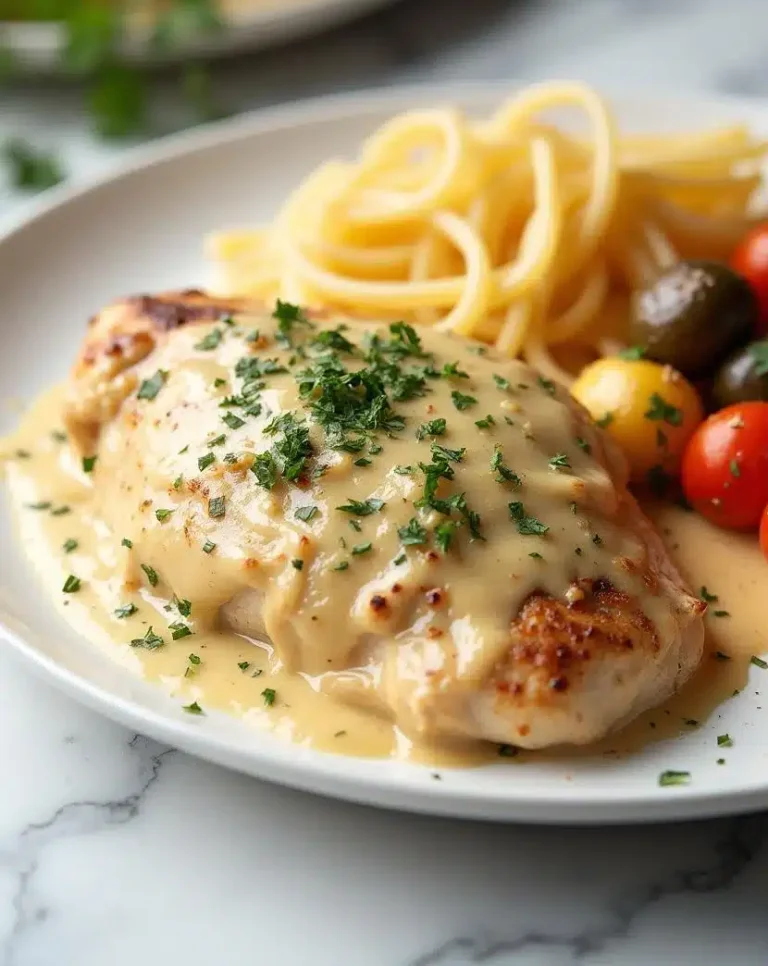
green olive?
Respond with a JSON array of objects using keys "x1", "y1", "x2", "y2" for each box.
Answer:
[
  {"x1": 630, "y1": 260, "x2": 758, "y2": 378},
  {"x1": 713, "y1": 340, "x2": 768, "y2": 408}
]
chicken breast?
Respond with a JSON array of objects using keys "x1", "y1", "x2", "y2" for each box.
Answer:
[{"x1": 63, "y1": 291, "x2": 705, "y2": 749}]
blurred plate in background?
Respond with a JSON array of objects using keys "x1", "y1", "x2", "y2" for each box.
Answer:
[{"x1": 0, "y1": 0, "x2": 402, "y2": 72}]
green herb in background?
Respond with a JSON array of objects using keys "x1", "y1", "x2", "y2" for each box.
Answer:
[{"x1": 1, "y1": 0, "x2": 226, "y2": 192}]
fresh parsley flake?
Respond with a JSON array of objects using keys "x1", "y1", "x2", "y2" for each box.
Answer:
[
  {"x1": 354, "y1": 457, "x2": 372, "y2": 467},
  {"x1": 194, "y1": 328, "x2": 223, "y2": 351},
  {"x1": 432, "y1": 443, "x2": 465, "y2": 463},
  {"x1": 114, "y1": 603, "x2": 137, "y2": 618},
  {"x1": 121, "y1": 537, "x2": 133, "y2": 549},
  {"x1": 237, "y1": 661, "x2": 250, "y2": 672},
  {"x1": 751, "y1": 656, "x2": 768, "y2": 669},
  {"x1": 198, "y1": 452, "x2": 215, "y2": 471},
  {"x1": 659, "y1": 770, "x2": 691, "y2": 787},
  {"x1": 352, "y1": 542, "x2": 373, "y2": 555},
  {"x1": 491, "y1": 445, "x2": 522, "y2": 486},
  {"x1": 475, "y1": 414, "x2": 495, "y2": 429},
  {"x1": 26, "y1": 501, "x2": 51, "y2": 511},
  {"x1": 748, "y1": 341, "x2": 768, "y2": 377},
  {"x1": 618, "y1": 345, "x2": 646, "y2": 360},
  {"x1": 173, "y1": 475, "x2": 184, "y2": 490},
  {"x1": 596, "y1": 411, "x2": 614, "y2": 429},
  {"x1": 291, "y1": 559, "x2": 304, "y2": 570},
  {"x1": 251, "y1": 452, "x2": 277, "y2": 489},
  {"x1": 337, "y1": 498, "x2": 384, "y2": 516},
  {"x1": 416, "y1": 418, "x2": 446, "y2": 440},
  {"x1": 141, "y1": 563, "x2": 159, "y2": 587},
  {"x1": 261, "y1": 687, "x2": 277, "y2": 707},
  {"x1": 82, "y1": 455, "x2": 97, "y2": 473},
  {"x1": 493, "y1": 374, "x2": 511, "y2": 391},
  {"x1": 700, "y1": 586, "x2": 718, "y2": 603},
  {"x1": 202, "y1": 540, "x2": 216, "y2": 554},
  {"x1": 188, "y1": 653, "x2": 201, "y2": 666},
  {"x1": 398, "y1": 518, "x2": 428, "y2": 546},
  {"x1": 528, "y1": 552, "x2": 544, "y2": 559},
  {"x1": 717, "y1": 734, "x2": 733, "y2": 748},
  {"x1": 137, "y1": 370, "x2": 166, "y2": 401},
  {"x1": 131, "y1": 626, "x2": 164, "y2": 650},
  {"x1": 435, "y1": 520, "x2": 458, "y2": 553},
  {"x1": 713, "y1": 610, "x2": 730, "y2": 618},
  {"x1": 222, "y1": 411, "x2": 245, "y2": 430},
  {"x1": 62, "y1": 574, "x2": 81, "y2": 593},
  {"x1": 183, "y1": 701, "x2": 204, "y2": 715},
  {"x1": 441, "y1": 361, "x2": 469, "y2": 379},
  {"x1": 62, "y1": 538, "x2": 78, "y2": 553},
  {"x1": 176, "y1": 598, "x2": 192, "y2": 618},
  {"x1": 169, "y1": 621, "x2": 192, "y2": 640},
  {"x1": 451, "y1": 390, "x2": 477, "y2": 411},
  {"x1": 537, "y1": 376, "x2": 556, "y2": 396},
  {"x1": 645, "y1": 393, "x2": 682, "y2": 426},
  {"x1": 548, "y1": 453, "x2": 571, "y2": 471},
  {"x1": 508, "y1": 502, "x2": 549, "y2": 535},
  {"x1": 295, "y1": 505, "x2": 318, "y2": 523},
  {"x1": 208, "y1": 496, "x2": 226, "y2": 518},
  {"x1": 51, "y1": 506, "x2": 70, "y2": 516},
  {"x1": 333, "y1": 561, "x2": 350, "y2": 572},
  {"x1": 729, "y1": 458, "x2": 741, "y2": 478},
  {"x1": 575, "y1": 437, "x2": 591, "y2": 454},
  {"x1": 155, "y1": 508, "x2": 173, "y2": 522},
  {"x1": 207, "y1": 434, "x2": 227, "y2": 448}
]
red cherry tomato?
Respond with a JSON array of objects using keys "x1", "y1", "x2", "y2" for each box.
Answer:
[
  {"x1": 732, "y1": 223, "x2": 768, "y2": 336},
  {"x1": 760, "y1": 505, "x2": 768, "y2": 561},
  {"x1": 682, "y1": 402, "x2": 768, "y2": 530}
]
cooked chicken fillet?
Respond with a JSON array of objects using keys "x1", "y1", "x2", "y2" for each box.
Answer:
[{"x1": 63, "y1": 291, "x2": 705, "y2": 749}]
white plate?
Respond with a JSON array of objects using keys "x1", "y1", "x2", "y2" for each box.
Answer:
[
  {"x1": 3, "y1": 84, "x2": 768, "y2": 824},
  {"x1": 0, "y1": 0, "x2": 400, "y2": 71}
]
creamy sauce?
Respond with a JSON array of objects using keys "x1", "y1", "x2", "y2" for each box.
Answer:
[{"x1": 2, "y1": 307, "x2": 759, "y2": 764}]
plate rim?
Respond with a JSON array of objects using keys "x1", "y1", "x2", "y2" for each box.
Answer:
[{"x1": 5, "y1": 80, "x2": 768, "y2": 824}]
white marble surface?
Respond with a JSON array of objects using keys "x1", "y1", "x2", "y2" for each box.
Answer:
[{"x1": 4, "y1": 1, "x2": 768, "y2": 963}]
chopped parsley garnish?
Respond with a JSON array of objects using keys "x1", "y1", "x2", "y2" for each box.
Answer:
[
  {"x1": 715, "y1": 651, "x2": 731, "y2": 662},
  {"x1": 295, "y1": 505, "x2": 318, "y2": 523},
  {"x1": 435, "y1": 520, "x2": 458, "y2": 552},
  {"x1": 183, "y1": 701, "x2": 204, "y2": 715},
  {"x1": 273, "y1": 299, "x2": 310, "y2": 347},
  {"x1": 659, "y1": 770, "x2": 691, "y2": 787},
  {"x1": 475, "y1": 414, "x2": 495, "y2": 429},
  {"x1": 198, "y1": 452, "x2": 216, "y2": 471},
  {"x1": 508, "y1": 502, "x2": 549, "y2": 535},
  {"x1": 393, "y1": 552, "x2": 407, "y2": 566},
  {"x1": 291, "y1": 559, "x2": 304, "y2": 570},
  {"x1": 222, "y1": 411, "x2": 245, "y2": 430},
  {"x1": 223, "y1": 453, "x2": 238, "y2": 464},
  {"x1": 337, "y1": 498, "x2": 385, "y2": 516},
  {"x1": 137, "y1": 370, "x2": 166, "y2": 401},
  {"x1": 262, "y1": 413, "x2": 313, "y2": 482},
  {"x1": 169, "y1": 621, "x2": 192, "y2": 640},
  {"x1": 261, "y1": 687, "x2": 277, "y2": 707},
  {"x1": 432, "y1": 443, "x2": 465, "y2": 463},
  {"x1": 416, "y1": 418, "x2": 446, "y2": 439},
  {"x1": 493, "y1": 374, "x2": 511, "y2": 391},
  {"x1": 114, "y1": 603, "x2": 138, "y2": 618},
  {"x1": 176, "y1": 598, "x2": 192, "y2": 618},
  {"x1": 62, "y1": 574, "x2": 81, "y2": 593},
  {"x1": 491, "y1": 445, "x2": 522, "y2": 486},
  {"x1": 27, "y1": 501, "x2": 51, "y2": 511},
  {"x1": 155, "y1": 508, "x2": 173, "y2": 522},
  {"x1": 333, "y1": 561, "x2": 350, "y2": 571},
  {"x1": 82, "y1": 455, "x2": 97, "y2": 473},
  {"x1": 398, "y1": 518, "x2": 428, "y2": 546},
  {"x1": 717, "y1": 734, "x2": 733, "y2": 748},
  {"x1": 208, "y1": 496, "x2": 226, "y2": 518},
  {"x1": 548, "y1": 453, "x2": 571, "y2": 471},
  {"x1": 51, "y1": 506, "x2": 70, "y2": 516},
  {"x1": 214, "y1": 377, "x2": 227, "y2": 388},
  {"x1": 251, "y1": 452, "x2": 277, "y2": 489},
  {"x1": 700, "y1": 586, "x2": 718, "y2": 603},
  {"x1": 194, "y1": 328, "x2": 223, "y2": 351},
  {"x1": 713, "y1": 610, "x2": 730, "y2": 618},
  {"x1": 575, "y1": 437, "x2": 591, "y2": 454},
  {"x1": 131, "y1": 626, "x2": 164, "y2": 650},
  {"x1": 351, "y1": 542, "x2": 373, "y2": 555},
  {"x1": 207, "y1": 434, "x2": 227, "y2": 448},
  {"x1": 751, "y1": 655, "x2": 768, "y2": 669},
  {"x1": 202, "y1": 540, "x2": 216, "y2": 554},
  {"x1": 238, "y1": 661, "x2": 250, "y2": 672},
  {"x1": 537, "y1": 375, "x2": 556, "y2": 396},
  {"x1": 592, "y1": 533, "x2": 603, "y2": 546},
  {"x1": 618, "y1": 345, "x2": 646, "y2": 360},
  {"x1": 529, "y1": 552, "x2": 543, "y2": 559},
  {"x1": 62, "y1": 538, "x2": 78, "y2": 554},
  {"x1": 173, "y1": 475, "x2": 184, "y2": 490},
  {"x1": 141, "y1": 563, "x2": 159, "y2": 587},
  {"x1": 348, "y1": 519, "x2": 362, "y2": 532},
  {"x1": 121, "y1": 537, "x2": 133, "y2": 549},
  {"x1": 51, "y1": 430, "x2": 67, "y2": 442},
  {"x1": 441, "y1": 361, "x2": 469, "y2": 379},
  {"x1": 596, "y1": 412, "x2": 614, "y2": 429},
  {"x1": 451, "y1": 390, "x2": 477, "y2": 411},
  {"x1": 729, "y1": 458, "x2": 741, "y2": 478},
  {"x1": 498, "y1": 744, "x2": 519, "y2": 758},
  {"x1": 393, "y1": 465, "x2": 412, "y2": 475},
  {"x1": 644, "y1": 393, "x2": 682, "y2": 426},
  {"x1": 354, "y1": 457, "x2": 372, "y2": 467}
]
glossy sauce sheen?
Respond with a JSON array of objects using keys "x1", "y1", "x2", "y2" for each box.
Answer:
[{"x1": 2, "y1": 310, "x2": 762, "y2": 762}]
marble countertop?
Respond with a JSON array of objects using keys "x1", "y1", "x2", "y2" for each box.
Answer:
[{"x1": 3, "y1": 0, "x2": 768, "y2": 963}]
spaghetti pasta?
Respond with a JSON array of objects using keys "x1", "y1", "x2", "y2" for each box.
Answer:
[{"x1": 207, "y1": 82, "x2": 768, "y2": 382}]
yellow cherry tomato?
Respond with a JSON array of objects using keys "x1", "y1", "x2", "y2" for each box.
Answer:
[{"x1": 570, "y1": 357, "x2": 704, "y2": 483}]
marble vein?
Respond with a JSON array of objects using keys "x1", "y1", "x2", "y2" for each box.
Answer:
[
  {"x1": 409, "y1": 813, "x2": 768, "y2": 964},
  {"x1": 0, "y1": 735, "x2": 173, "y2": 966}
]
